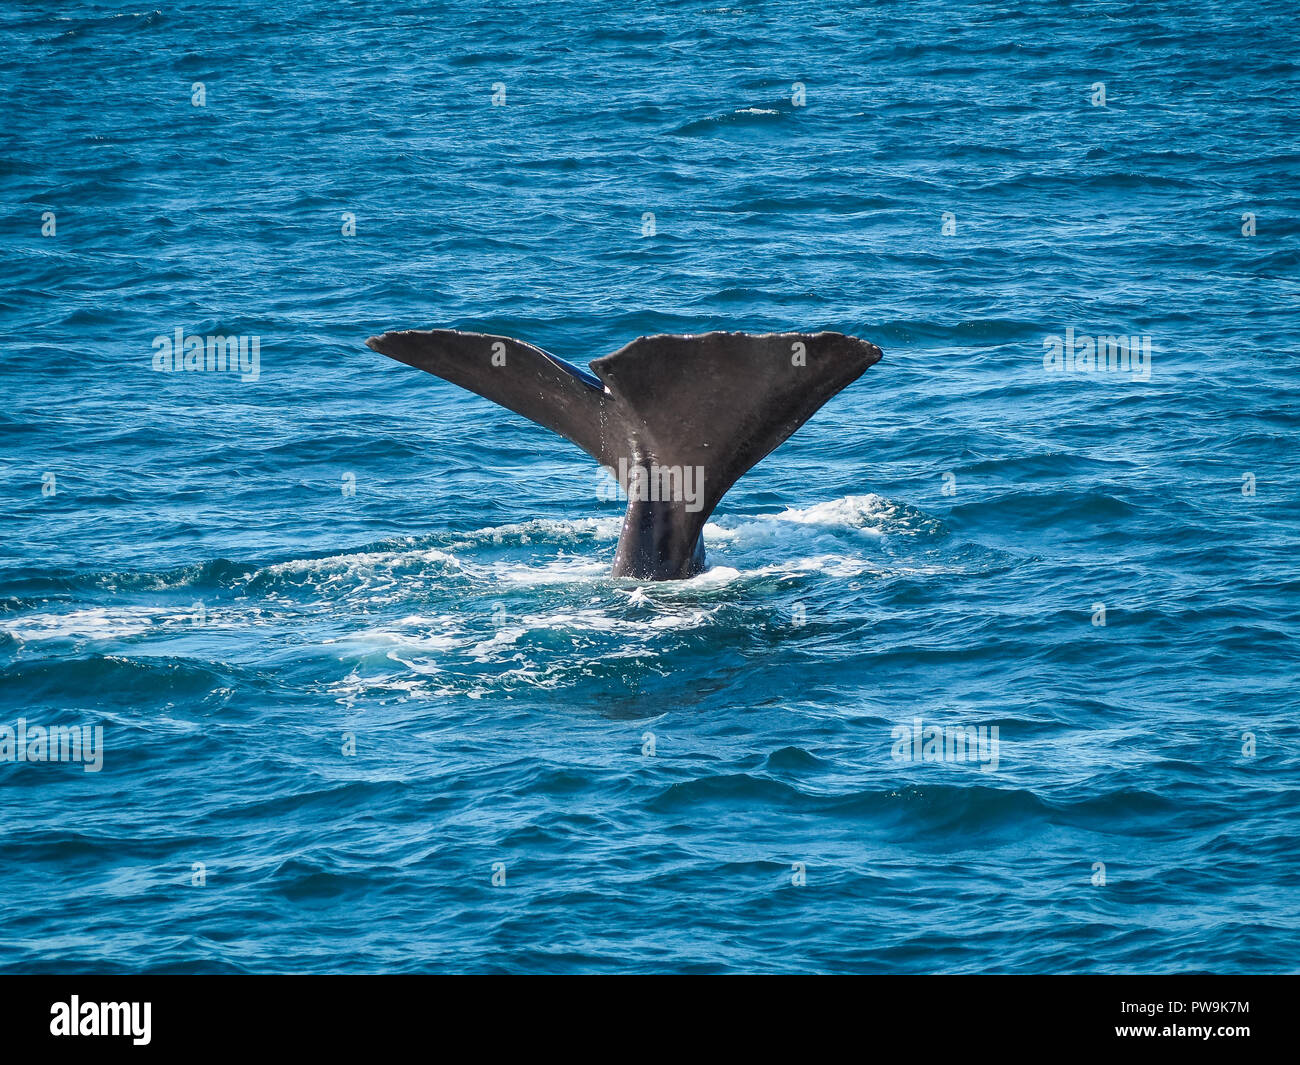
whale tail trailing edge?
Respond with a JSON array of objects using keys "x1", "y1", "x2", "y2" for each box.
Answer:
[{"x1": 365, "y1": 329, "x2": 882, "y2": 579}]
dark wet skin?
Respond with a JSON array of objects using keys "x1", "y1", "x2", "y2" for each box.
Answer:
[{"x1": 366, "y1": 329, "x2": 882, "y2": 579}]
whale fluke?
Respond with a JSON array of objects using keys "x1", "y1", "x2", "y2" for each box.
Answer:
[{"x1": 365, "y1": 329, "x2": 882, "y2": 579}]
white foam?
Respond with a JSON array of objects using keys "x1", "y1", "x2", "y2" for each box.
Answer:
[
  {"x1": 3, "y1": 606, "x2": 169, "y2": 641},
  {"x1": 685, "y1": 565, "x2": 743, "y2": 588},
  {"x1": 469, "y1": 516, "x2": 622, "y2": 541},
  {"x1": 485, "y1": 556, "x2": 609, "y2": 586},
  {"x1": 241, "y1": 497, "x2": 924, "y2": 599},
  {"x1": 772, "y1": 493, "x2": 901, "y2": 531},
  {"x1": 257, "y1": 546, "x2": 462, "y2": 576},
  {"x1": 470, "y1": 627, "x2": 525, "y2": 658}
]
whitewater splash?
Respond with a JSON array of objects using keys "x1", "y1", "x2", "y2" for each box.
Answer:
[
  {"x1": 0, "y1": 495, "x2": 963, "y2": 701},
  {"x1": 2, "y1": 495, "x2": 936, "y2": 634}
]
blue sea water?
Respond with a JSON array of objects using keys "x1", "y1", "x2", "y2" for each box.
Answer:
[{"x1": 1, "y1": 0, "x2": 1298, "y2": 974}]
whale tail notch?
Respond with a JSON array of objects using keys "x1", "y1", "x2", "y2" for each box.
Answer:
[{"x1": 365, "y1": 329, "x2": 882, "y2": 579}]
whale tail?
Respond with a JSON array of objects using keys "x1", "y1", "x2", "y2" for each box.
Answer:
[{"x1": 365, "y1": 329, "x2": 882, "y2": 579}]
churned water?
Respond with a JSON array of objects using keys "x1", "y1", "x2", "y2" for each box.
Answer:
[{"x1": 1, "y1": 0, "x2": 1298, "y2": 973}]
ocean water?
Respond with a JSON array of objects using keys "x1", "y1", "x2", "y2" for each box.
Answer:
[{"x1": 1, "y1": 0, "x2": 1298, "y2": 974}]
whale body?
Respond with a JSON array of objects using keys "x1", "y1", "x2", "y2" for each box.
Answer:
[{"x1": 365, "y1": 329, "x2": 882, "y2": 579}]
